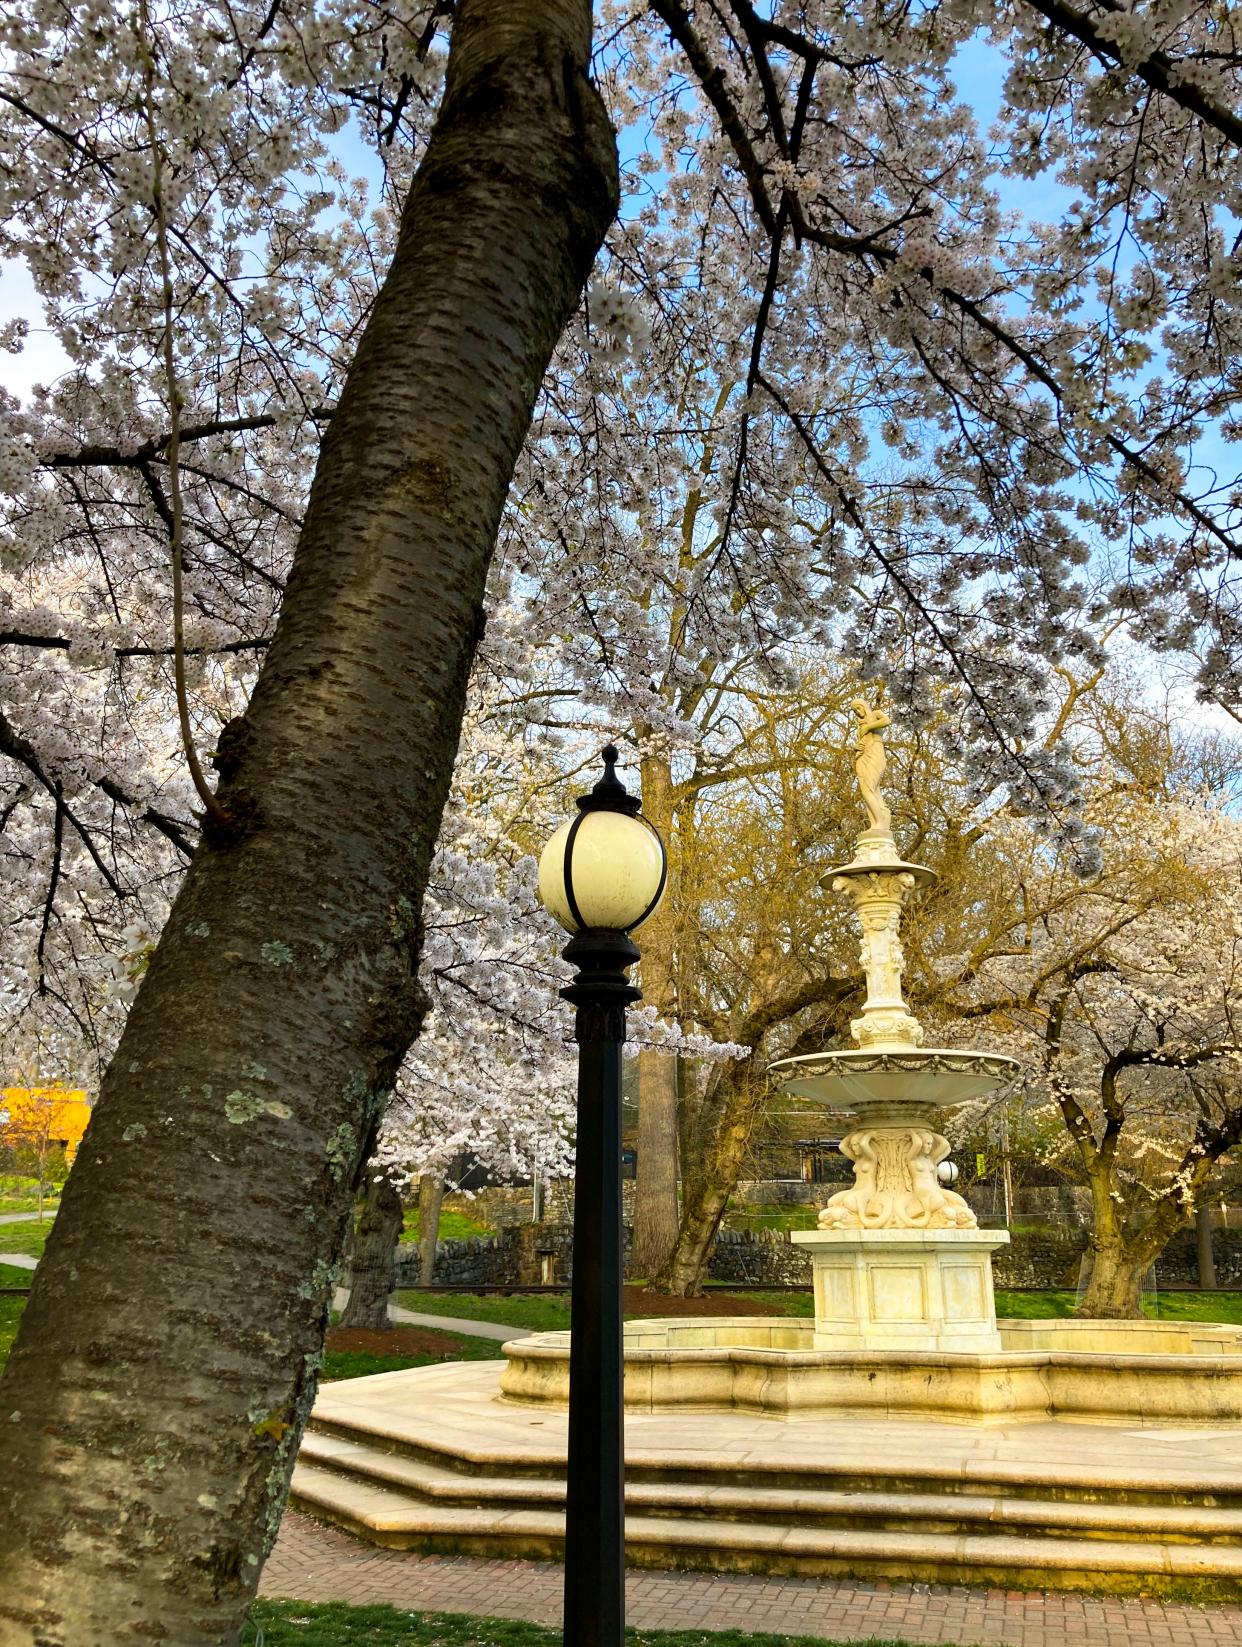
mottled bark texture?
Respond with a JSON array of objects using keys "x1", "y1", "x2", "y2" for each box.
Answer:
[
  {"x1": 417, "y1": 1173, "x2": 445, "y2": 1287},
  {"x1": 0, "y1": 6, "x2": 617, "y2": 1642},
  {"x1": 654, "y1": 1057, "x2": 765, "y2": 1296},
  {"x1": 632, "y1": 754, "x2": 681, "y2": 1280},
  {"x1": 339, "y1": 1171, "x2": 404, "y2": 1331},
  {"x1": 1077, "y1": 1160, "x2": 1201, "y2": 1318}
]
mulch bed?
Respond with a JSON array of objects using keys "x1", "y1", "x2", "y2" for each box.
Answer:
[
  {"x1": 325, "y1": 1325, "x2": 466, "y2": 1357},
  {"x1": 621, "y1": 1285, "x2": 789, "y2": 1318}
]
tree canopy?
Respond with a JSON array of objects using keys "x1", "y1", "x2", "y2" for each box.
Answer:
[{"x1": 0, "y1": 0, "x2": 1239, "y2": 1637}]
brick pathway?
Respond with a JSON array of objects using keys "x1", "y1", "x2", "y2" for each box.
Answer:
[{"x1": 263, "y1": 1511, "x2": 1242, "y2": 1643}]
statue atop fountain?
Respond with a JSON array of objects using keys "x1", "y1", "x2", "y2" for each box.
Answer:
[
  {"x1": 850, "y1": 697, "x2": 893, "y2": 836},
  {"x1": 769, "y1": 702, "x2": 1019, "y2": 1352}
]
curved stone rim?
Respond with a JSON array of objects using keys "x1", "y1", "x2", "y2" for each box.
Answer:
[
  {"x1": 506, "y1": 1318, "x2": 1242, "y2": 1372},
  {"x1": 769, "y1": 1048, "x2": 1021, "y2": 1080},
  {"x1": 498, "y1": 1317, "x2": 1242, "y2": 1425}
]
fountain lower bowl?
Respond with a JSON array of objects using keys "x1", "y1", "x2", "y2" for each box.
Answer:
[{"x1": 499, "y1": 1317, "x2": 1242, "y2": 1426}]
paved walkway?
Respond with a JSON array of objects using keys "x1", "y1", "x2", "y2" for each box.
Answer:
[
  {"x1": 388, "y1": 1303, "x2": 530, "y2": 1341},
  {"x1": 0, "y1": 1209, "x2": 53, "y2": 1225},
  {"x1": 263, "y1": 1510, "x2": 1242, "y2": 1643},
  {"x1": 331, "y1": 1287, "x2": 532, "y2": 1342},
  {"x1": 0, "y1": 1253, "x2": 37, "y2": 1270}
]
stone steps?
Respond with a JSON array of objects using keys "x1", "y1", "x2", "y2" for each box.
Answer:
[
  {"x1": 290, "y1": 1423, "x2": 1242, "y2": 1593},
  {"x1": 297, "y1": 1427, "x2": 1242, "y2": 1540},
  {"x1": 289, "y1": 1456, "x2": 1242, "y2": 1592},
  {"x1": 306, "y1": 1408, "x2": 1242, "y2": 1511}
]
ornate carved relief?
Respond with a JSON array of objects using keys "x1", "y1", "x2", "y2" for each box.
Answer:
[{"x1": 818, "y1": 1126, "x2": 978, "y2": 1230}]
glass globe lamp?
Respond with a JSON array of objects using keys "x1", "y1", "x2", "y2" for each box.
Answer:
[{"x1": 538, "y1": 746, "x2": 666, "y2": 934}]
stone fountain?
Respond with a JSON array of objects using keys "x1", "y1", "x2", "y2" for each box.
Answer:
[
  {"x1": 770, "y1": 698, "x2": 1018, "y2": 1354},
  {"x1": 292, "y1": 707, "x2": 1242, "y2": 1591}
]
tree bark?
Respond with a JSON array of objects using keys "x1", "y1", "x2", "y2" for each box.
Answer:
[
  {"x1": 653, "y1": 1060, "x2": 765, "y2": 1296},
  {"x1": 0, "y1": 7, "x2": 617, "y2": 1642},
  {"x1": 417, "y1": 1173, "x2": 446, "y2": 1287},
  {"x1": 1077, "y1": 1238, "x2": 1145, "y2": 1318},
  {"x1": 339, "y1": 1171, "x2": 403, "y2": 1331},
  {"x1": 632, "y1": 753, "x2": 681, "y2": 1280},
  {"x1": 653, "y1": 976, "x2": 854, "y2": 1296},
  {"x1": 1075, "y1": 1155, "x2": 1145, "y2": 1318},
  {"x1": 1197, "y1": 1199, "x2": 1217, "y2": 1290}
]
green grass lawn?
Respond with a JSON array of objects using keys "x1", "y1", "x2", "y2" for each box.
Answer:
[
  {"x1": 246, "y1": 1601, "x2": 911, "y2": 1647},
  {"x1": 400, "y1": 1206, "x2": 494, "y2": 1244},
  {"x1": 323, "y1": 1330, "x2": 505, "y2": 1381},
  {"x1": 0, "y1": 1290, "x2": 26, "y2": 1372},
  {"x1": 0, "y1": 1219, "x2": 53, "y2": 1259},
  {"x1": 398, "y1": 1290, "x2": 574, "y2": 1332},
  {"x1": 995, "y1": 1289, "x2": 1242, "y2": 1322},
  {"x1": 399, "y1": 1285, "x2": 1242, "y2": 1332},
  {"x1": 722, "y1": 1202, "x2": 820, "y2": 1233},
  {"x1": 0, "y1": 1197, "x2": 58, "y2": 1216},
  {"x1": 733, "y1": 1288, "x2": 813, "y2": 1316},
  {"x1": 395, "y1": 1288, "x2": 817, "y2": 1331}
]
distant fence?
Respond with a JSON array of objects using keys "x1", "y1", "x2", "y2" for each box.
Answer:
[{"x1": 395, "y1": 1219, "x2": 1242, "y2": 1292}]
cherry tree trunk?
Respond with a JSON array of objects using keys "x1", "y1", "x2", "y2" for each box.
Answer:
[
  {"x1": 339, "y1": 1172, "x2": 404, "y2": 1332},
  {"x1": 632, "y1": 753, "x2": 680, "y2": 1280},
  {"x1": 0, "y1": 5, "x2": 617, "y2": 1642},
  {"x1": 1077, "y1": 1240, "x2": 1146, "y2": 1318},
  {"x1": 417, "y1": 1173, "x2": 446, "y2": 1287},
  {"x1": 653, "y1": 1062, "x2": 762, "y2": 1296}
]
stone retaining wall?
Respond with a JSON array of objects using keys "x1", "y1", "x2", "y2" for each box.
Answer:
[{"x1": 395, "y1": 1217, "x2": 1242, "y2": 1293}]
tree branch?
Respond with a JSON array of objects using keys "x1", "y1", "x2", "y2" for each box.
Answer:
[{"x1": 1018, "y1": 0, "x2": 1242, "y2": 150}]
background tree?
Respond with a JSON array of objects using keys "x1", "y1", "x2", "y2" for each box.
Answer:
[
  {"x1": 338, "y1": 1165, "x2": 404, "y2": 1333},
  {"x1": 936, "y1": 689, "x2": 1242, "y2": 1316}
]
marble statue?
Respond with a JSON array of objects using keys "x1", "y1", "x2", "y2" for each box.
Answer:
[{"x1": 850, "y1": 697, "x2": 892, "y2": 836}]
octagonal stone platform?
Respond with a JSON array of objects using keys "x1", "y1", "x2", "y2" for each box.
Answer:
[{"x1": 291, "y1": 1356, "x2": 1242, "y2": 1597}]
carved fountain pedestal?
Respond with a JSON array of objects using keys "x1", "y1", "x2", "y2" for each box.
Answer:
[{"x1": 773, "y1": 803, "x2": 1017, "y2": 1355}]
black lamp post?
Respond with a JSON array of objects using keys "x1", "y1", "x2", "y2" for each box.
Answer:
[{"x1": 538, "y1": 746, "x2": 667, "y2": 1647}]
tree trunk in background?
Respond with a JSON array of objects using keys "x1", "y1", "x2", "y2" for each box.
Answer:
[
  {"x1": 652, "y1": 968, "x2": 853, "y2": 1297},
  {"x1": 652, "y1": 1060, "x2": 766, "y2": 1296},
  {"x1": 340, "y1": 1172, "x2": 403, "y2": 1330},
  {"x1": 0, "y1": 6, "x2": 617, "y2": 1641},
  {"x1": 632, "y1": 753, "x2": 681, "y2": 1280},
  {"x1": 1077, "y1": 1239, "x2": 1145, "y2": 1318},
  {"x1": 418, "y1": 1173, "x2": 446, "y2": 1287},
  {"x1": 1076, "y1": 1160, "x2": 1145, "y2": 1318},
  {"x1": 1197, "y1": 1199, "x2": 1217, "y2": 1290}
]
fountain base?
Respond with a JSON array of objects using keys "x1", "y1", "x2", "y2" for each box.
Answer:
[
  {"x1": 497, "y1": 1315, "x2": 1242, "y2": 1424},
  {"x1": 792, "y1": 1228, "x2": 1011, "y2": 1353}
]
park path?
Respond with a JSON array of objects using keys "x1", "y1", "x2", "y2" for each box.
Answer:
[
  {"x1": 0, "y1": 1267, "x2": 534, "y2": 1334},
  {"x1": 264, "y1": 1508, "x2": 1242, "y2": 1645},
  {"x1": 329, "y1": 1286, "x2": 532, "y2": 1342},
  {"x1": 0, "y1": 1209, "x2": 53, "y2": 1225},
  {"x1": 388, "y1": 1301, "x2": 529, "y2": 1341}
]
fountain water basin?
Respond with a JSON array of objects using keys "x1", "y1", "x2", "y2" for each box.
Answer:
[{"x1": 499, "y1": 1316, "x2": 1242, "y2": 1426}]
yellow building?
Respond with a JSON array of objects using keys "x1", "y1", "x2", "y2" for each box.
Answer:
[{"x1": 1, "y1": 1086, "x2": 92, "y2": 1163}]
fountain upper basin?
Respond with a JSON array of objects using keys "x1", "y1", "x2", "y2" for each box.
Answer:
[{"x1": 769, "y1": 1047, "x2": 1021, "y2": 1110}]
